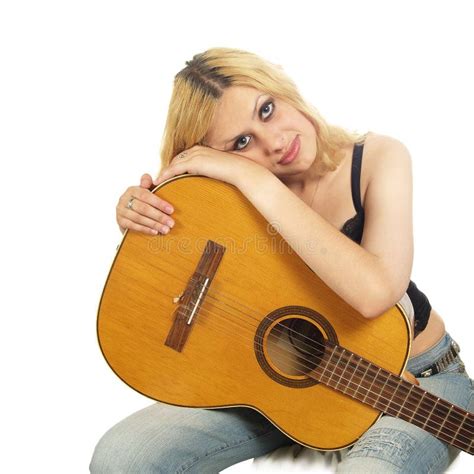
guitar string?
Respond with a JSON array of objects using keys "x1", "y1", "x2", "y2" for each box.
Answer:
[
  {"x1": 149, "y1": 270, "x2": 387, "y2": 371},
  {"x1": 140, "y1": 286, "x2": 472, "y2": 445},
  {"x1": 163, "y1": 270, "x2": 445, "y2": 402},
  {"x1": 157, "y1": 268, "x2": 371, "y2": 354},
  {"x1": 250, "y1": 338, "x2": 473, "y2": 449},
  {"x1": 139, "y1": 268, "x2": 473, "y2": 438},
  {"x1": 171, "y1": 298, "x2": 473, "y2": 445},
  {"x1": 166, "y1": 269, "x2": 410, "y2": 358},
  {"x1": 131, "y1": 299, "x2": 473, "y2": 448},
  {"x1": 120, "y1": 270, "x2": 473, "y2": 444},
  {"x1": 142, "y1": 266, "x2": 345, "y2": 360}
]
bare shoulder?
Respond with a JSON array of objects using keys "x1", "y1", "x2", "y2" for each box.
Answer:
[
  {"x1": 364, "y1": 131, "x2": 410, "y2": 153},
  {"x1": 363, "y1": 132, "x2": 412, "y2": 184},
  {"x1": 356, "y1": 131, "x2": 414, "y2": 308}
]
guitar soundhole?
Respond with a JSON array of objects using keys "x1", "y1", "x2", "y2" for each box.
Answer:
[{"x1": 254, "y1": 306, "x2": 338, "y2": 388}]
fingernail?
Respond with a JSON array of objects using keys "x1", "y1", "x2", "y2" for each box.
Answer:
[
  {"x1": 165, "y1": 205, "x2": 174, "y2": 213},
  {"x1": 166, "y1": 219, "x2": 174, "y2": 228},
  {"x1": 161, "y1": 225, "x2": 170, "y2": 234}
]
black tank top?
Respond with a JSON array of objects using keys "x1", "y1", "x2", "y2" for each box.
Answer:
[{"x1": 339, "y1": 142, "x2": 431, "y2": 337}]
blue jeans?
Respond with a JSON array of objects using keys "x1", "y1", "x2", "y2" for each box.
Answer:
[{"x1": 90, "y1": 333, "x2": 473, "y2": 473}]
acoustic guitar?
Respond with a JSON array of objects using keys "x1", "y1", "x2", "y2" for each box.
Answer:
[{"x1": 97, "y1": 175, "x2": 473, "y2": 454}]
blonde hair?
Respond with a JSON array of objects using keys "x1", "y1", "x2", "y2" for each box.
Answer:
[{"x1": 159, "y1": 47, "x2": 367, "y2": 176}]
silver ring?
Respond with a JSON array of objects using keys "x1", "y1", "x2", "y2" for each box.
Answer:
[{"x1": 127, "y1": 197, "x2": 135, "y2": 210}]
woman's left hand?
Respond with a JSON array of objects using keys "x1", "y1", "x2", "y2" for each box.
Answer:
[{"x1": 153, "y1": 145, "x2": 267, "y2": 189}]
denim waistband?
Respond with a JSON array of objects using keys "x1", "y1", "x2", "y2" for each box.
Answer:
[{"x1": 406, "y1": 332, "x2": 455, "y2": 375}]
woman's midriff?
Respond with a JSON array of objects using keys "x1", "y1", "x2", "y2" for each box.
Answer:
[{"x1": 410, "y1": 308, "x2": 446, "y2": 357}]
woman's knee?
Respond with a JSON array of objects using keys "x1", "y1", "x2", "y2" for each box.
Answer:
[
  {"x1": 89, "y1": 404, "x2": 189, "y2": 473},
  {"x1": 89, "y1": 420, "x2": 176, "y2": 473},
  {"x1": 89, "y1": 403, "x2": 289, "y2": 473},
  {"x1": 336, "y1": 417, "x2": 451, "y2": 473}
]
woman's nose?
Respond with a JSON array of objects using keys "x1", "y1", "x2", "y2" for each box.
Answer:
[{"x1": 261, "y1": 132, "x2": 286, "y2": 155}]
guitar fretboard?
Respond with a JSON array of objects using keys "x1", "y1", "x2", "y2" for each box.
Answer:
[{"x1": 308, "y1": 343, "x2": 473, "y2": 454}]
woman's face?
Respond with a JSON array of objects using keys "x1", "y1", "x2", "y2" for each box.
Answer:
[{"x1": 203, "y1": 86, "x2": 318, "y2": 179}]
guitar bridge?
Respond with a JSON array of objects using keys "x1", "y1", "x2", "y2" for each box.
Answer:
[{"x1": 164, "y1": 240, "x2": 225, "y2": 352}]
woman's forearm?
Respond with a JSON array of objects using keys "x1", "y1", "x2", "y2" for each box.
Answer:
[{"x1": 237, "y1": 169, "x2": 396, "y2": 318}]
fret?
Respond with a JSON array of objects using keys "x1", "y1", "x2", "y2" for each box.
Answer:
[
  {"x1": 447, "y1": 405, "x2": 472, "y2": 426},
  {"x1": 345, "y1": 356, "x2": 361, "y2": 397},
  {"x1": 374, "y1": 371, "x2": 391, "y2": 410},
  {"x1": 453, "y1": 412, "x2": 469, "y2": 444},
  {"x1": 437, "y1": 405, "x2": 454, "y2": 437},
  {"x1": 335, "y1": 351, "x2": 353, "y2": 392},
  {"x1": 362, "y1": 367, "x2": 380, "y2": 403},
  {"x1": 310, "y1": 343, "x2": 473, "y2": 454},
  {"x1": 398, "y1": 383, "x2": 414, "y2": 418},
  {"x1": 390, "y1": 379, "x2": 413, "y2": 417},
  {"x1": 327, "y1": 348, "x2": 345, "y2": 386},
  {"x1": 427, "y1": 399, "x2": 452, "y2": 430},
  {"x1": 319, "y1": 345, "x2": 337, "y2": 382},
  {"x1": 422, "y1": 397, "x2": 440, "y2": 430},
  {"x1": 384, "y1": 375, "x2": 401, "y2": 413},
  {"x1": 409, "y1": 391, "x2": 426, "y2": 424},
  {"x1": 353, "y1": 361, "x2": 371, "y2": 399}
]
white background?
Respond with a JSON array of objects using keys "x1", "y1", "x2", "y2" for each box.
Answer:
[{"x1": 1, "y1": 0, "x2": 473, "y2": 472}]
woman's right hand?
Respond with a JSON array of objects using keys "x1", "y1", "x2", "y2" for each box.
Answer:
[{"x1": 116, "y1": 173, "x2": 175, "y2": 235}]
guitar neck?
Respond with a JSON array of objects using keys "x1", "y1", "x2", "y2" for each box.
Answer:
[{"x1": 309, "y1": 343, "x2": 473, "y2": 454}]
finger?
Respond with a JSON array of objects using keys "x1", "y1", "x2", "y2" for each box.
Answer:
[
  {"x1": 171, "y1": 150, "x2": 191, "y2": 164},
  {"x1": 140, "y1": 173, "x2": 153, "y2": 189},
  {"x1": 154, "y1": 157, "x2": 188, "y2": 184},
  {"x1": 153, "y1": 166, "x2": 182, "y2": 186},
  {"x1": 153, "y1": 170, "x2": 169, "y2": 186},
  {"x1": 120, "y1": 187, "x2": 174, "y2": 215},
  {"x1": 121, "y1": 200, "x2": 175, "y2": 229},
  {"x1": 119, "y1": 217, "x2": 170, "y2": 236},
  {"x1": 130, "y1": 213, "x2": 171, "y2": 234},
  {"x1": 118, "y1": 205, "x2": 173, "y2": 233}
]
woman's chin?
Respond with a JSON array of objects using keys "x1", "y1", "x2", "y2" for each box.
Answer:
[{"x1": 276, "y1": 158, "x2": 315, "y2": 176}]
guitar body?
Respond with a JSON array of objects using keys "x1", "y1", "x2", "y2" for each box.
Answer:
[{"x1": 97, "y1": 175, "x2": 412, "y2": 451}]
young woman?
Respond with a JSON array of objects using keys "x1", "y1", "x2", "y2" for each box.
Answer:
[{"x1": 90, "y1": 47, "x2": 473, "y2": 473}]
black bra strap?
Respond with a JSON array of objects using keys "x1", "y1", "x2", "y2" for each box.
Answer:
[{"x1": 350, "y1": 142, "x2": 365, "y2": 214}]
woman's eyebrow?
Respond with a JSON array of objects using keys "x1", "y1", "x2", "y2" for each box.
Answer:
[{"x1": 222, "y1": 93, "x2": 268, "y2": 147}]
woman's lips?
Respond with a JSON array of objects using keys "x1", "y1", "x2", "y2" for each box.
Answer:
[{"x1": 279, "y1": 136, "x2": 300, "y2": 165}]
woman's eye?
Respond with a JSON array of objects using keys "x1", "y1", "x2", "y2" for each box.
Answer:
[
  {"x1": 234, "y1": 136, "x2": 251, "y2": 150},
  {"x1": 261, "y1": 100, "x2": 274, "y2": 120},
  {"x1": 233, "y1": 100, "x2": 275, "y2": 151}
]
